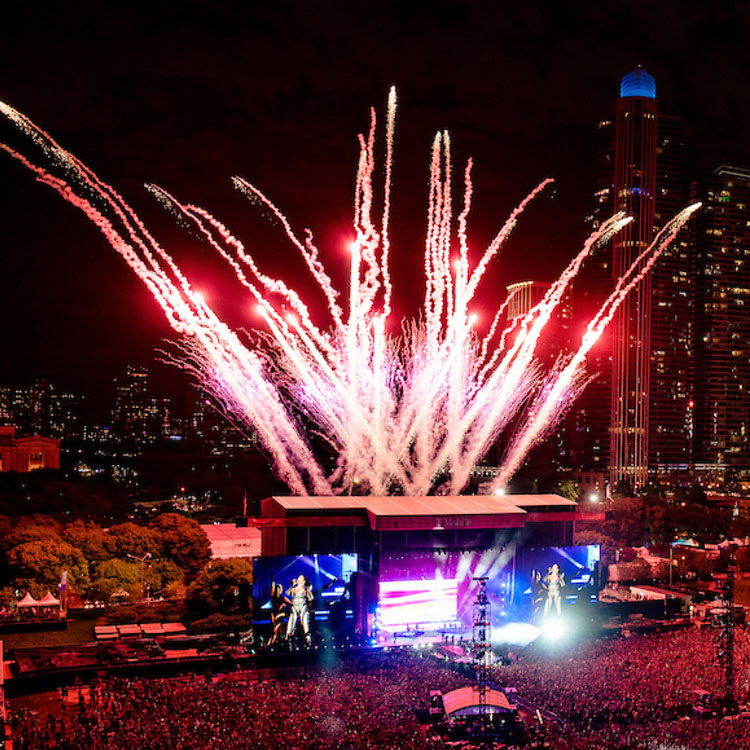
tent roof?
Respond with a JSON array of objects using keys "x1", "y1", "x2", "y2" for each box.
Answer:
[
  {"x1": 442, "y1": 686, "x2": 514, "y2": 715},
  {"x1": 17, "y1": 592, "x2": 39, "y2": 607},
  {"x1": 37, "y1": 591, "x2": 61, "y2": 606}
]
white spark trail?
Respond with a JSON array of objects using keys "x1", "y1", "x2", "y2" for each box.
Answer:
[{"x1": 0, "y1": 94, "x2": 697, "y2": 496}]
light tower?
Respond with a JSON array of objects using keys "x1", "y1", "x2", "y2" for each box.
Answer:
[
  {"x1": 610, "y1": 68, "x2": 658, "y2": 491},
  {"x1": 472, "y1": 577, "x2": 491, "y2": 717}
]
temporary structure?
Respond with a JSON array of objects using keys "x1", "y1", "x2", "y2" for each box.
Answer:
[
  {"x1": 17, "y1": 592, "x2": 39, "y2": 608},
  {"x1": 37, "y1": 591, "x2": 61, "y2": 607}
]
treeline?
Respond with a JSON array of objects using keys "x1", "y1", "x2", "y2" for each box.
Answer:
[
  {"x1": 575, "y1": 495, "x2": 750, "y2": 565},
  {"x1": 0, "y1": 512, "x2": 211, "y2": 607}
]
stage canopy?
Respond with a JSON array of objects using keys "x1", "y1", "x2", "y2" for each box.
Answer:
[
  {"x1": 442, "y1": 686, "x2": 515, "y2": 716},
  {"x1": 261, "y1": 494, "x2": 576, "y2": 531}
]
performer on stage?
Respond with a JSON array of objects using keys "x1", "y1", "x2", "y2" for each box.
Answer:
[
  {"x1": 268, "y1": 581, "x2": 287, "y2": 647},
  {"x1": 542, "y1": 563, "x2": 565, "y2": 617},
  {"x1": 286, "y1": 574, "x2": 314, "y2": 646}
]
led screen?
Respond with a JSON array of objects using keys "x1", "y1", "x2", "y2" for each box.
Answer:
[
  {"x1": 374, "y1": 545, "x2": 600, "y2": 637},
  {"x1": 376, "y1": 548, "x2": 513, "y2": 633},
  {"x1": 515, "y1": 545, "x2": 600, "y2": 622},
  {"x1": 378, "y1": 578, "x2": 458, "y2": 626},
  {"x1": 253, "y1": 553, "x2": 358, "y2": 634}
]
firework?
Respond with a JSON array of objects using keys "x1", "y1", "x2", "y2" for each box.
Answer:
[{"x1": 0, "y1": 92, "x2": 699, "y2": 495}]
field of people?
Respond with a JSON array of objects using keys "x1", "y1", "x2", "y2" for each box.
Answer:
[{"x1": 9, "y1": 626, "x2": 750, "y2": 749}]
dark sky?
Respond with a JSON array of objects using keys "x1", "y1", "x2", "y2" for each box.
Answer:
[{"x1": 2, "y1": 1, "x2": 750, "y2": 405}]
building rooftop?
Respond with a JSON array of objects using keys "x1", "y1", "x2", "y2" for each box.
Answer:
[
  {"x1": 266, "y1": 493, "x2": 574, "y2": 517},
  {"x1": 620, "y1": 68, "x2": 656, "y2": 99},
  {"x1": 200, "y1": 522, "x2": 261, "y2": 559}
]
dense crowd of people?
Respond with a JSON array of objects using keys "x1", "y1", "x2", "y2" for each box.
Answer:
[
  {"x1": 10, "y1": 652, "x2": 468, "y2": 750},
  {"x1": 494, "y1": 624, "x2": 750, "y2": 748},
  {"x1": 10, "y1": 625, "x2": 750, "y2": 749}
]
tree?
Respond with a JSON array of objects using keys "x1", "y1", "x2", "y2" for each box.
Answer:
[
  {"x1": 7, "y1": 515, "x2": 63, "y2": 548},
  {"x1": 573, "y1": 528, "x2": 618, "y2": 564},
  {"x1": 556, "y1": 479, "x2": 580, "y2": 502},
  {"x1": 686, "y1": 483, "x2": 708, "y2": 506},
  {"x1": 88, "y1": 558, "x2": 141, "y2": 600},
  {"x1": 62, "y1": 520, "x2": 111, "y2": 561},
  {"x1": 7, "y1": 539, "x2": 88, "y2": 596},
  {"x1": 185, "y1": 558, "x2": 252, "y2": 615},
  {"x1": 150, "y1": 513, "x2": 210, "y2": 575},
  {"x1": 644, "y1": 503, "x2": 677, "y2": 545},
  {"x1": 641, "y1": 481, "x2": 662, "y2": 499},
  {"x1": 734, "y1": 546, "x2": 750, "y2": 572},
  {"x1": 150, "y1": 559, "x2": 183, "y2": 593},
  {"x1": 107, "y1": 522, "x2": 163, "y2": 559},
  {"x1": 0, "y1": 515, "x2": 12, "y2": 552}
]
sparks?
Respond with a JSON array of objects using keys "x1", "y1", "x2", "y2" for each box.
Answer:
[{"x1": 0, "y1": 91, "x2": 698, "y2": 496}]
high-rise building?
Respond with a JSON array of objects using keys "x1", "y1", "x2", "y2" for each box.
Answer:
[
  {"x1": 573, "y1": 69, "x2": 690, "y2": 491},
  {"x1": 500, "y1": 281, "x2": 573, "y2": 478},
  {"x1": 610, "y1": 68, "x2": 658, "y2": 491},
  {"x1": 110, "y1": 365, "x2": 171, "y2": 446},
  {"x1": 649, "y1": 116, "x2": 692, "y2": 476},
  {"x1": 0, "y1": 380, "x2": 83, "y2": 444},
  {"x1": 691, "y1": 166, "x2": 750, "y2": 487}
]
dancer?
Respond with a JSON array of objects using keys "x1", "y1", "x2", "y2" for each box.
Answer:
[
  {"x1": 530, "y1": 569, "x2": 544, "y2": 619},
  {"x1": 268, "y1": 582, "x2": 287, "y2": 648}
]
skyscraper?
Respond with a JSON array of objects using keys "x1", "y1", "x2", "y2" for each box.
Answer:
[
  {"x1": 649, "y1": 116, "x2": 692, "y2": 477},
  {"x1": 574, "y1": 68, "x2": 690, "y2": 490},
  {"x1": 692, "y1": 166, "x2": 750, "y2": 488},
  {"x1": 610, "y1": 68, "x2": 658, "y2": 491}
]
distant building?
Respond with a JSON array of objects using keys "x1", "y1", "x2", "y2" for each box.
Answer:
[
  {"x1": 574, "y1": 68, "x2": 690, "y2": 489},
  {"x1": 691, "y1": 166, "x2": 750, "y2": 486},
  {"x1": 610, "y1": 68, "x2": 659, "y2": 491},
  {"x1": 649, "y1": 115, "x2": 693, "y2": 478},
  {"x1": 200, "y1": 523, "x2": 261, "y2": 560},
  {"x1": 0, "y1": 425, "x2": 60, "y2": 472},
  {"x1": 0, "y1": 380, "x2": 83, "y2": 443},
  {"x1": 491, "y1": 281, "x2": 572, "y2": 477},
  {"x1": 111, "y1": 365, "x2": 171, "y2": 446}
]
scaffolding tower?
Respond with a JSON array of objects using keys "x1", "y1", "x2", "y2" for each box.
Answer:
[
  {"x1": 472, "y1": 577, "x2": 491, "y2": 714},
  {"x1": 712, "y1": 561, "x2": 735, "y2": 709}
]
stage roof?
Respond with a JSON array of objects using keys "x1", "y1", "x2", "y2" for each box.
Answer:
[
  {"x1": 501, "y1": 494, "x2": 577, "y2": 508},
  {"x1": 268, "y1": 495, "x2": 532, "y2": 516},
  {"x1": 261, "y1": 494, "x2": 576, "y2": 531}
]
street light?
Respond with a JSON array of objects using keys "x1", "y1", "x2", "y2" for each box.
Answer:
[{"x1": 127, "y1": 552, "x2": 153, "y2": 602}]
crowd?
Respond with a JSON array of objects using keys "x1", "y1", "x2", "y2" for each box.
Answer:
[
  {"x1": 10, "y1": 652, "x2": 469, "y2": 750},
  {"x1": 493, "y1": 624, "x2": 750, "y2": 748},
  {"x1": 11, "y1": 625, "x2": 750, "y2": 749}
]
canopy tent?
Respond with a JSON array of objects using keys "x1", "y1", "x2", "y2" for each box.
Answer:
[
  {"x1": 442, "y1": 687, "x2": 515, "y2": 716},
  {"x1": 37, "y1": 591, "x2": 61, "y2": 607},
  {"x1": 17, "y1": 592, "x2": 39, "y2": 608},
  {"x1": 672, "y1": 538, "x2": 699, "y2": 547}
]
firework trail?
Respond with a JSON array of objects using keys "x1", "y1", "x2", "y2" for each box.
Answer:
[{"x1": 0, "y1": 91, "x2": 697, "y2": 496}]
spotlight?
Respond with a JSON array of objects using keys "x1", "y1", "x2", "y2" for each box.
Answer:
[{"x1": 541, "y1": 617, "x2": 566, "y2": 641}]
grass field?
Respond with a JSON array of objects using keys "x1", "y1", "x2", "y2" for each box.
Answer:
[{"x1": 1, "y1": 618, "x2": 95, "y2": 650}]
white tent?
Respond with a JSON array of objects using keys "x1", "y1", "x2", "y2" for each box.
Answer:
[
  {"x1": 37, "y1": 591, "x2": 61, "y2": 607},
  {"x1": 17, "y1": 592, "x2": 39, "y2": 608}
]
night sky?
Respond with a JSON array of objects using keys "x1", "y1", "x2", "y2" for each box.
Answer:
[{"x1": 2, "y1": 2, "x2": 750, "y2": 407}]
